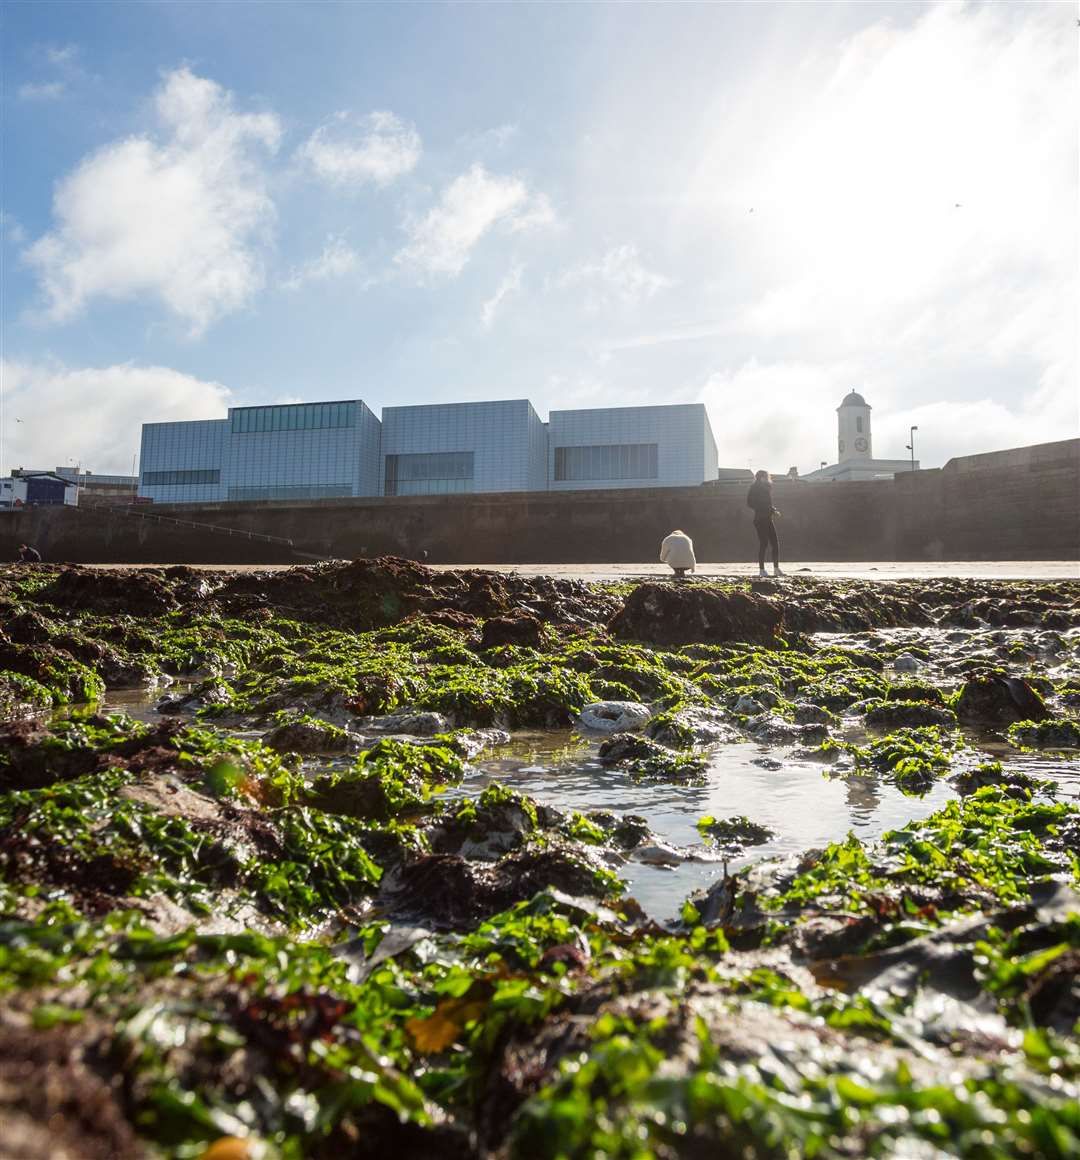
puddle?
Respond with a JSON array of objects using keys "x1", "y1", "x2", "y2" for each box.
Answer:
[{"x1": 96, "y1": 626, "x2": 1080, "y2": 923}]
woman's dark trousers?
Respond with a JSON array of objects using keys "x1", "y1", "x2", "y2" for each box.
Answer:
[{"x1": 754, "y1": 517, "x2": 779, "y2": 569}]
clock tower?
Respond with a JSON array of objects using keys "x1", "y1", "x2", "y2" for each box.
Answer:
[{"x1": 837, "y1": 390, "x2": 872, "y2": 462}]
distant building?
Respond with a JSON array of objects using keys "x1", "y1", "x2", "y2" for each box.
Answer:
[
  {"x1": 547, "y1": 404, "x2": 718, "y2": 491},
  {"x1": 381, "y1": 400, "x2": 546, "y2": 495},
  {"x1": 140, "y1": 401, "x2": 382, "y2": 504},
  {"x1": 0, "y1": 471, "x2": 79, "y2": 508},
  {"x1": 138, "y1": 398, "x2": 719, "y2": 502},
  {"x1": 54, "y1": 467, "x2": 138, "y2": 504},
  {"x1": 802, "y1": 391, "x2": 919, "y2": 481}
]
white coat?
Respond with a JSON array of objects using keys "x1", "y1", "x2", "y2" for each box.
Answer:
[{"x1": 660, "y1": 531, "x2": 696, "y2": 572}]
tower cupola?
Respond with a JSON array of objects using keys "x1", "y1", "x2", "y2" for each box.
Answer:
[{"x1": 837, "y1": 390, "x2": 872, "y2": 462}]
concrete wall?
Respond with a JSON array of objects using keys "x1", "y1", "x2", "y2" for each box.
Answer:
[{"x1": 2, "y1": 439, "x2": 1076, "y2": 565}]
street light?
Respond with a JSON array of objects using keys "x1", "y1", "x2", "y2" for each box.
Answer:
[
  {"x1": 819, "y1": 461, "x2": 827, "y2": 471},
  {"x1": 905, "y1": 426, "x2": 918, "y2": 472}
]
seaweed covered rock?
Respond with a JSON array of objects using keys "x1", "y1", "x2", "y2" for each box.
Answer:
[
  {"x1": 598, "y1": 732, "x2": 661, "y2": 764},
  {"x1": 380, "y1": 843, "x2": 619, "y2": 929},
  {"x1": 954, "y1": 673, "x2": 1049, "y2": 725},
  {"x1": 1008, "y1": 718, "x2": 1080, "y2": 750},
  {"x1": 262, "y1": 712, "x2": 354, "y2": 754},
  {"x1": 430, "y1": 785, "x2": 539, "y2": 860},
  {"x1": 646, "y1": 705, "x2": 740, "y2": 747},
  {"x1": 480, "y1": 610, "x2": 547, "y2": 651},
  {"x1": 864, "y1": 700, "x2": 958, "y2": 730},
  {"x1": 37, "y1": 566, "x2": 184, "y2": 617},
  {"x1": 608, "y1": 583, "x2": 782, "y2": 647}
]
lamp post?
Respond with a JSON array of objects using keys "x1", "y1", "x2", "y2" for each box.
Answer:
[
  {"x1": 819, "y1": 461, "x2": 827, "y2": 471},
  {"x1": 905, "y1": 426, "x2": 918, "y2": 472}
]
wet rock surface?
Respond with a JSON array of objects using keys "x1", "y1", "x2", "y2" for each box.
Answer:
[
  {"x1": 0, "y1": 559, "x2": 1078, "y2": 1158},
  {"x1": 608, "y1": 582, "x2": 783, "y2": 646}
]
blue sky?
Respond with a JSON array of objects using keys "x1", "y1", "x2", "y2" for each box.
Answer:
[{"x1": 2, "y1": 0, "x2": 1076, "y2": 476}]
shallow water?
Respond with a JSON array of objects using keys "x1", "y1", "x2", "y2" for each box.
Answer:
[
  {"x1": 98, "y1": 621, "x2": 1080, "y2": 923},
  {"x1": 472, "y1": 732, "x2": 1080, "y2": 920}
]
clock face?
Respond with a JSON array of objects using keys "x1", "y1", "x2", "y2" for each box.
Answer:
[{"x1": 854, "y1": 436, "x2": 869, "y2": 453}]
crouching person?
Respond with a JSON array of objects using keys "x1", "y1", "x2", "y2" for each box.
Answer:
[{"x1": 660, "y1": 529, "x2": 696, "y2": 578}]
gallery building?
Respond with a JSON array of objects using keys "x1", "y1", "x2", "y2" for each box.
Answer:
[{"x1": 139, "y1": 399, "x2": 719, "y2": 503}]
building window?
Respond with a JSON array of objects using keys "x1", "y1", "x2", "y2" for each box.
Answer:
[
  {"x1": 226, "y1": 484, "x2": 353, "y2": 501},
  {"x1": 143, "y1": 469, "x2": 221, "y2": 486},
  {"x1": 385, "y1": 451, "x2": 474, "y2": 496},
  {"x1": 553, "y1": 443, "x2": 659, "y2": 482},
  {"x1": 230, "y1": 402, "x2": 357, "y2": 434},
  {"x1": 856, "y1": 416, "x2": 864, "y2": 433}
]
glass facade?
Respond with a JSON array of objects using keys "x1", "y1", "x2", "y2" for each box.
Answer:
[
  {"x1": 144, "y1": 468, "x2": 221, "y2": 486},
  {"x1": 554, "y1": 443, "x2": 658, "y2": 482},
  {"x1": 230, "y1": 402, "x2": 356, "y2": 434},
  {"x1": 385, "y1": 451, "x2": 474, "y2": 496},
  {"x1": 548, "y1": 404, "x2": 717, "y2": 491},
  {"x1": 139, "y1": 400, "x2": 716, "y2": 503},
  {"x1": 380, "y1": 401, "x2": 546, "y2": 496}
]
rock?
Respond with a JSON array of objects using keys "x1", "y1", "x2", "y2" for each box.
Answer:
[
  {"x1": 578, "y1": 701, "x2": 651, "y2": 733},
  {"x1": 734, "y1": 695, "x2": 765, "y2": 716},
  {"x1": 892, "y1": 653, "x2": 923, "y2": 672},
  {"x1": 597, "y1": 732, "x2": 662, "y2": 764},
  {"x1": 430, "y1": 792, "x2": 538, "y2": 861},
  {"x1": 1009, "y1": 719, "x2": 1080, "y2": 750},
  {"x1": 864, "y1": 701, "x2": 958, "y2": 730},
  {"x1": 370, "y1": 710, "x2": 452, "y2": 736},
  {"x1": 792, "y1": 702, "x2": 834, "y2": 725},
  {"x1": 630, "y1": 843, "x2": 683, "y2": 867},
  {"x1": 954, "y1": 674, "x2": 1049, "y2": 725},
  {"x1": 747, "y1": 716, "x2": 829, "y2": 746},
  {"x1": 262, "y1": 717, "x2": 352, "y2": 754},
  {"x1": 646, "y1": 706, "x2": 740, "y2": 748},
  {"x1": 480, "y1": 610, "x2": 547, "y2": 650},
  {"x1": 608, "y1": 584, "x2": 782, "y2": 647},
  {"x1": 380, "y1": 844, "x2": 617, "y2": 929}
]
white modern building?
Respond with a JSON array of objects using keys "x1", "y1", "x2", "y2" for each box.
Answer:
[
  {"x1": 140, "y1": 401, "x2": 382, "y2": 504},
  {"x1": 0, "y1": 471, "x2": 79, "y2": 508},
  {"x1": 380, "y1": 400, "x2": 547, "y2": 495},
  {"x1": 548, "y1": 403, "x2": 718, "y2": 491},
  {"x1": 802, "y1": 391, "x2": 918, "y2": 482},
  {"x1": 138, "y1": 398, "x2": 719, "y2": 503}
]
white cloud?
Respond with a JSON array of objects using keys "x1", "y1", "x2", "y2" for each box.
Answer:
[
  {"x1": 298, "y1": 110, "x2": 421, "y2": 188},
  {"x1": 699, "y1": 5, "x2": 1074, "y2": 360},
  {"x1": 1, "y1": 359, "x2": 230, "y2": 475},
  {"x1": 460, "y1": 122, "x2": 520, "y2": 151},
  {"x1": 396, "y1": 164, "x2": 554, "y2": 278},
  {"x1": 555, "y1": 244, "x2": 674, "y2": 308},
  {"x1": 24, "y1": 67, "x2": 281, "y2": 336},
  {"x1": 0, "y1": 212, "x2": 27, "y2": 246},
  {"x1": 480, "y1": 263, "x2": 523, "y2": 328},
  {"x1": 697, "y1": 356, "x2": 1077, "y2": 474},
  {"x1": 18, "y1": 81, "x2": 65, "y2": 102},
  {"x1": 281, "y1": 235, "x2": 361, "y2": 291},
  {"x1": 44, "y1": 44, "x2": 78, "y2": 67}
]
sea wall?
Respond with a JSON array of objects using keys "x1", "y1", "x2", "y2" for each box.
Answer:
[{"x1": 1, "y1": 439, "x2": 1076, "y2": 565}]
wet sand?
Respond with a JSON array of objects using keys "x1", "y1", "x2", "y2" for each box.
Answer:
[{"x1": 80, "y1": 560, "x2": 1080, "y2": 579}]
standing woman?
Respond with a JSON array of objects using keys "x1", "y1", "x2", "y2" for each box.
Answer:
[{"x1": 746, "y1": 471, "x2": 782, "y2": 578}]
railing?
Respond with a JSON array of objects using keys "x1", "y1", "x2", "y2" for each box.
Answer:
[{"x1": 120, "y1": 506, "x2": 296, "y2": 548}]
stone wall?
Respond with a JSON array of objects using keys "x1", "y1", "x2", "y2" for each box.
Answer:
[{"x1": 1, "y1": 439, "x2": 1075, "y2": 565}]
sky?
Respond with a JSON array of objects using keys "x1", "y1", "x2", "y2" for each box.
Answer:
[{"x1": 1, "y1": 0, "x2": 1076, "y2": 477}]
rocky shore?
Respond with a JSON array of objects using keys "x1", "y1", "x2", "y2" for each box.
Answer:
[{"x1": 1, "y1": 559, "x2": 1078, "y2": 1159}]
